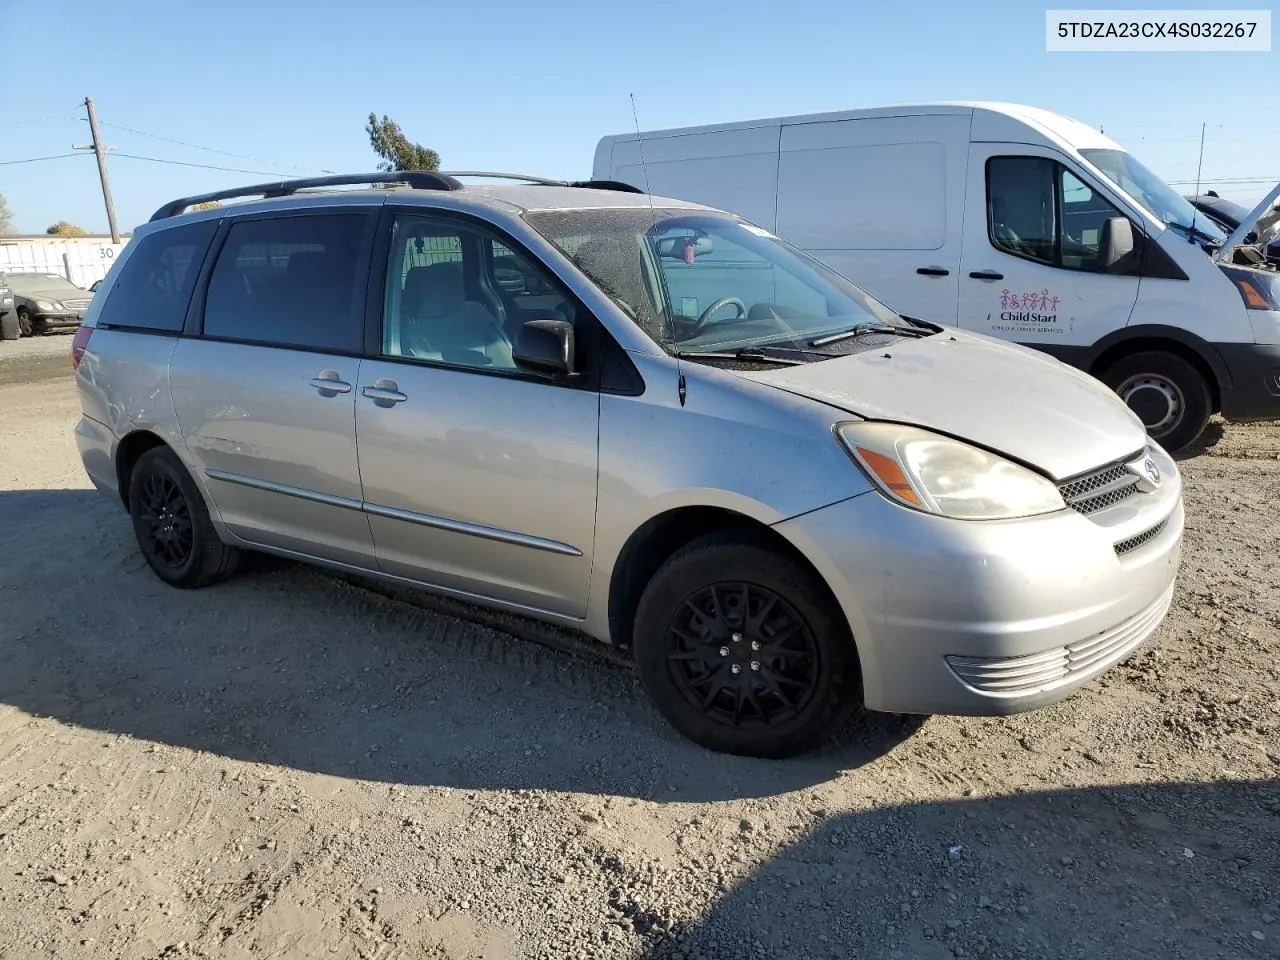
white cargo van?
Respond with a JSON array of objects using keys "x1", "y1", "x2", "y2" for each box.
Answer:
[{"x1": 594, "y1": 102, "x2": 1280, "y2": 450}]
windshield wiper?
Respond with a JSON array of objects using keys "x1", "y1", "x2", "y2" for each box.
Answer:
[
  {"x1": 675, "y1": 348, "x2": 807, "y2": 366},
  {"x1": 809, "y1": 321, "x2": 929, "y2": 347},
  {"x1": 1167, "y1": 220, "x2": 1222, "y2": 247}
]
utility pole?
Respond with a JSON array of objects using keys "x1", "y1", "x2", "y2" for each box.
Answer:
[{"x1": 84, "y1": 97, "x2": 120, "y2": 243}]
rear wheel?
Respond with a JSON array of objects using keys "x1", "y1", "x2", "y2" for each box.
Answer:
[
  {"x1": 16, "y1": 308, "x2": 32, "y2": 337},
  {"x1": 1101, "y1": 350, "x2": 1210, "y2": 453},
  {"x1": 633, "y1": 533, "x2": 860, "y2": 757},
  {"x1": 128, "y1": 446, "x2": 240, "y2": 587}
]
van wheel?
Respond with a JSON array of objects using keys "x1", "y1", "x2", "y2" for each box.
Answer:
[
  {"x1": 632, "y1": 533, "x2": 860, "y2": 758},
  {"x1": 128, "y1": 446, "x2": 240, "y2": 587},
  {"x1": 1101, "y1": 351, "x2": 1210, "y2": 452}
]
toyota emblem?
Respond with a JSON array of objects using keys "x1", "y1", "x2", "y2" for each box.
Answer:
[{"x1": 1144, "y1": 458, "x2": 1161, "y2": 486}]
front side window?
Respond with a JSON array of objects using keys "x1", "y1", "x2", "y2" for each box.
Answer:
[
  {"x1": 202, "y1": 214, "x2": 369, "y2": 352},
  {"x1": 524, "y1": 208, "x2": 907, "y2": 355},
  {"x1": 381, "y1": 216, "x2": 577, "y2": 373},
  {"x1": 987, "y1": 157, "x2": 1132, "y2": 273},
  {"x1": 97, "y1": 220, "x2": 218, "y2": 331}
]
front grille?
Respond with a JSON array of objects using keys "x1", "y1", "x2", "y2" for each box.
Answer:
[
  {"x1": 945, "y1": 585, "x2": 1174, "y2": 697},
  {"x1": 1114, "y1": 519, "x2": 1168, "y2": 556},
  {"x1": 61, "y1": 298, "x2": 92, "y2": 310},
  {"x1": 1058, "y1": 461, "x2": 1141, "y2": 515}
]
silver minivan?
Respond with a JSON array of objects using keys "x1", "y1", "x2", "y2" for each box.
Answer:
[{"x1": 73, "y1": 172, "x2": 1183, "y2": 757}]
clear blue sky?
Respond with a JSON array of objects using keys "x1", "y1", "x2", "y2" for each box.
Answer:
[{"x1": 2, "y1": 0, "x2": 1276, "y2": 235}]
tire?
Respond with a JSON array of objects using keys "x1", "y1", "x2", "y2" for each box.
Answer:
[
  {"x1": 1100, "y1": 350, "x2": 1211, "y2": 453},
  {"x1": 16, "y1": 308, "x2": 32, "y2": 337},
  {"x1": 128, "y1": 446, "x2": 240, "y2": 588},
  {"x1": 0, "y1": 311, "x2": 18, "y2": 341},
  {"x1": 633, "y1": 532, "x2": 860, "y2": 758}
]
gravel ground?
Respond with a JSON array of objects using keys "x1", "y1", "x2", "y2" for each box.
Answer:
[{"x1": 0, "y1": 356, "x2": 1277, "y2": 960}]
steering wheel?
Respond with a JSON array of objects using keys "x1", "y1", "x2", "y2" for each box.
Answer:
[{"x1": 691, "y1": 297, "x2": 748, "y2": 336}]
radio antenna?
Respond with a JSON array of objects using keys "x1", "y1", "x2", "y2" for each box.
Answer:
[
  {"x1": 629, "y1": 93, "x2": 685, "y2": 404},
  {"x1": 1189, "y1": 121, "x2": 1207, "y2": 245}
]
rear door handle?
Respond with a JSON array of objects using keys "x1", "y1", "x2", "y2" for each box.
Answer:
[
  {"x1": 969, "y1": 270, "x2": 1004, "y2": 281},
  {"x1": 362, "y1": 378, "x2": 408, "y2": 407},
  {"x1": 309, "y1": 371, "x2": 352, "y2": 396},
  {"x1": 916, "y1": 266, "x2": 950, "y2": 277}
]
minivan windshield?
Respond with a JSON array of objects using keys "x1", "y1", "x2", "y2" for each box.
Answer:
[
  {"x1": 525, "y1": 208, "x2": 914, "y2": 355},
  {"x1": 1081, "y1": 149, "x2": 1226, "y2": 245}
]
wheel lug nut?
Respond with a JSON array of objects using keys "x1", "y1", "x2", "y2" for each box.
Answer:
[
  {"x1": 731, "y1": 632, "x2": 743, "y2": 643},
  {"x1": 750, "y1": 660, "x2": 760, "y2": 672},
  {"x1": 719, "y1": 646, "x2": 730, "y2": 657},
  {"x1": 751, "y1": 640, "x2": 760, "y2": 651},
  {"x1": 730, "y1": 664, "x2": 742, "y2": 675}
]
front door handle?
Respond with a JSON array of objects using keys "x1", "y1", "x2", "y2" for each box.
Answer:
[
  {"x1": 969, "y1": 270, "x2": 1004, "y2": 281},
  {"x1": 362, "y1": 378, "x2": 408, "y2": 407},
  {"x1": 309, "y1": 370, "x2": 352, "y2": 397},
  {"x1": 916, "y1": 266, "x2": 950, "y2": 277}
]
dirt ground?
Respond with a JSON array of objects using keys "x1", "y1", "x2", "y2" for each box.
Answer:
[{"x1": 0, "y1": 342, "x2": 1277, "y2": 960}]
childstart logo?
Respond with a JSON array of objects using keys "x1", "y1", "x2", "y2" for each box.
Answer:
[
  {"x1": 1000, "y1": 288, "x2": 1060, "y2": 321},
  {"x1": 989, "y1": 289, "x2": 1066, "y2": 334}
]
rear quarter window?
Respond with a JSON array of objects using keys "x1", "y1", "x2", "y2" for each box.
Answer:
[{"x1": 94, "y1": 220, "x2": 218, "y2": 332}]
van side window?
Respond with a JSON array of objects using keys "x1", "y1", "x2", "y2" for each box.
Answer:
[
  {"x1": 202, "y1": 214, "x2": 369, "y2": 352},
  {"x1": 96, "y1": 220, "x2": 218, "y2": 332},
  {"x1": 381, "y1": 216, "x2": 576, "y2": 373},
  {"x1": 986, "y1": 158, "x2": 1130, "y2": 273}
]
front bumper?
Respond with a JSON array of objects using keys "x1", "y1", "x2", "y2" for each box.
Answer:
[
  {"x1": 31, "y1": 309, "x2": 84, "y2": 328},
  {"x1": 1217, "y1": 340, "x2": 1280, "y2": 421},
  {"x1": 773, "y1": 452, "x2": 1183, "y2": 716}
]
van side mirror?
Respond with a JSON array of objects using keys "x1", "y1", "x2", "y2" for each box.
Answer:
[
  {"x1": 514, "y1": 318, "x2": 576, "y2": 381},
  {"x1": 1100, "y1": 217, "x2": 1136, "y2": 273}
]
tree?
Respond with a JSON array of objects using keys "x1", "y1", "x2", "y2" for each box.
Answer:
[
  {"x1": 366, "y1": 113, "x2": 440, "y2": 172},
  {"x1": 0, "y1": 194, "x2": 12, "y2": 235},
  {"x1": 47, "y1": 221, "x2": 87, "y2": 236}
]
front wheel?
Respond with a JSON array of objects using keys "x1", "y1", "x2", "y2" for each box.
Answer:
[
  {"x1": 128, "y1": 446, "x2": 240, "y2": 587},
  {"x1": 633, "y1": 533, "x2": 861, "y2": 757},
  {"x1": 16, "y1": 308, "x2": 32, "y2": 337},
  {"x1": 1101, "y1": 351, "x2": 1210, "y2": 453}
]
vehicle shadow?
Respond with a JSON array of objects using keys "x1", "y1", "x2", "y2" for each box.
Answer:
[
  {"x1": 630, "y1": 778, "x2": 1280, "y2": 960},
  {"x1": 0, "y1": 489, "x2": 924, "y2": 802}
]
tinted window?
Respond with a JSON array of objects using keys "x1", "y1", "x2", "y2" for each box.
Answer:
[
  {"x1": 203, "y1": 214, "x2": 368, "y2": 351},
  {"x1": 987, "y1": 157, "x2": 1056, "y2": 264},
  {"x1": 382, "y1": 216, "x2": 576, "y2": 373},
  {"x1": 95, "y1": 220, "x2": 217, "y2": 332},
  {"x1": 987, "y1": 158, "x2": 1129, "y2": 273}
]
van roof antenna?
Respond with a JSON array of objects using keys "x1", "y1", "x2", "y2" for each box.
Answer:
[
  {"x1": 629, "y1": 93, "x2": 685, "y2": 404},
  {"x1": 1189, "y1": 121, "x2": 1207, "y2": 245}
]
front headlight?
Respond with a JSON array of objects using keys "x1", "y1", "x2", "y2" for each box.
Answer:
[
  {"x1": 836, "y1": 422, "x2": 1066, "y2": 520},
  {"x1": 1220, "y1": 264, "x2": 1280, "y2": 311},
  {"x1": 34, "y1": 299, "x2": 60, "y2": 311}
]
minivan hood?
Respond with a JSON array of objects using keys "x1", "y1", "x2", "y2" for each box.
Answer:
[
  {"x1": 741, "y1": 332, "x2": 1147, "y2": 481},
  {"x1": 1214, "y1": 180, "x2": 1280, "y2": 264}
]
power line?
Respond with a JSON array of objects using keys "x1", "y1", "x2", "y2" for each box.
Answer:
[
  {"x1": 100, "y1": 120, "x2": 332, "y2": 174},
  {"x1": 0, "y1": 153, "x2": 84, "y2": 166},
  {"x1": 112, "y1": 153, "x2": 298, "y2": 177}
]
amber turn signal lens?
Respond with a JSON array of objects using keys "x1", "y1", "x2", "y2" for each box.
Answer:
[{"x1": 854, "y1": 447, "x2": 922, "y2": 506}]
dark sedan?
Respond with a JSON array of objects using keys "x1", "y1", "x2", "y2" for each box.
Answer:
[
  {"x1": 1185, "y1": 193, "x2": 1280, "y2": 268},
  {"x1": 0, "y1": 272, "x2": 95, "y2": 336}
]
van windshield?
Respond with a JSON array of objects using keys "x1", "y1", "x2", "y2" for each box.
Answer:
[
  {"x1": 524, "y1": 208, "x2": 912, "y2": 355},
  {"x1": 1081, "y1": 149, "x2": 1226, "y2": 245}
]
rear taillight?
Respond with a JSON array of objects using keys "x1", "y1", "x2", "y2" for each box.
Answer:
[{"x1": 71, "y1": 326, "x2": 93, "y2": 369}]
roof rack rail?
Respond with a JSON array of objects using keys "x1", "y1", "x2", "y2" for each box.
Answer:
[
  {"x1": 440, "y1": 171, "x2": 645, "y2": 194},
  {"x1": 148, "y1": 171, "x2": 464, "y2": 222}
]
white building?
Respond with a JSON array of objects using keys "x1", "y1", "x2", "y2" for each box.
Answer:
[{"x1": 0, "y1": 235, "x2": 131, "y2": 289}]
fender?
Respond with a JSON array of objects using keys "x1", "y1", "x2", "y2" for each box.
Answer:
[{"x1": 1032, "y1": 324, "x2": 1233, "y2": 392}]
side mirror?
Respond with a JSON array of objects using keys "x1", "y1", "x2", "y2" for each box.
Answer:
[
  {"x1": 1100, "y1": 217, "x2": 1136, "y2": 273},
  {"x1": 514, "y1": 318, "x2": 576, "y2": 380}
]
